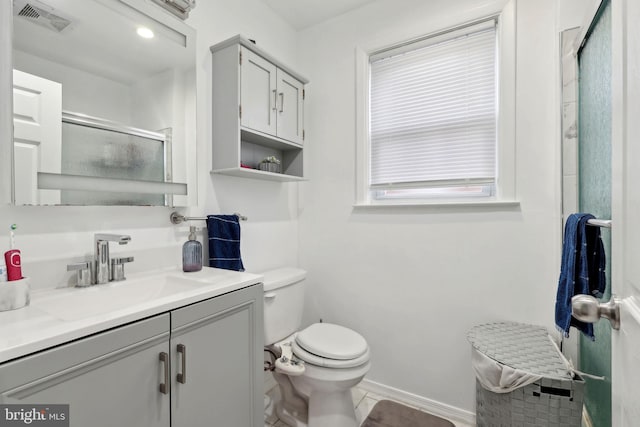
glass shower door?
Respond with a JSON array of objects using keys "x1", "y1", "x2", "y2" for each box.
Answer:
[{"x1": 577, "y1": 1, "x2": 612, "y2": 426}]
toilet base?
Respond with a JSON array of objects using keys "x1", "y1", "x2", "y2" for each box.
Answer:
[
  {"x1": 308, "y1": 390, "x2": 359, "y2": 427},
  {"x1": 273, "y1": 389, "x2": 360, "y2": 427},
  {"x1": 273, "y1": 374, "x2": 362, "y2": 427},
  {"x1": 272, "y1": 371, "x2": 308, "y2": 427},
  {"x1": 266, "y1": 341, "x2": 368, "y2": 427},
  {"x1": 276, "y1": 402, "x2": 307, "y2": 427}
]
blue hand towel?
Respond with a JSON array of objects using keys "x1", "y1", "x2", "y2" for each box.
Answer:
[
  {"x1": 206, "y1": 215, "x2": 245, "y2": 271},
  {"x1": 555, "y1": 213, "x2": 607, "y2": 340}
]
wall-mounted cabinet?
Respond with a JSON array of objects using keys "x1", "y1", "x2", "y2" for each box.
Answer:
[{"x1": 210, "y1": 35, "x2": 308, "y2": 182}]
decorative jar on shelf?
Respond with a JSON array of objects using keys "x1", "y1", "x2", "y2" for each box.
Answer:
[{"x1": 258, "y1": 156, "x2": 282, "y2": 173}]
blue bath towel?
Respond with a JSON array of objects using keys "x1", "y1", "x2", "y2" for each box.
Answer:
[
  {"x1": 206, "y1": 214, "x2": 245, "y2": 271},
  {"x1": 555, "y1": 213, "x2": 607, "y2": 340}
]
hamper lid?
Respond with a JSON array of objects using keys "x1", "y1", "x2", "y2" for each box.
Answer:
[{"x1": 467, "y1": 322, "x2": 572, "y2": 379}]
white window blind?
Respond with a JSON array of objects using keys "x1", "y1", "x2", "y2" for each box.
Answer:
[{"x1": 369, "y1": 20, "x2": 497, "y2": 193}]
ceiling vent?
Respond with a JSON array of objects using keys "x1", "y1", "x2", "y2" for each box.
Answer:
[{"x1": 13, "y1": 0, "x2": 72, "y2": 33}]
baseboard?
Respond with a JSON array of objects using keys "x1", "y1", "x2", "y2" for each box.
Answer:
[{"x1": 358, "y1": 379, "x2": 476, "y2": 426}]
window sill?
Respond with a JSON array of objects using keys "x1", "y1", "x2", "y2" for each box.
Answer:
[{"x1": 353, "y1": 199, "x2": 520, "y2": 212}]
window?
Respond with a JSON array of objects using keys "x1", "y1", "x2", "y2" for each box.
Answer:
[{"x1": 356, "y1": 8, "x2": 516, "y2": 206}]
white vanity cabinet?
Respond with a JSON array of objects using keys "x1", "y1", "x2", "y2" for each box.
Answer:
[
  {"x1": 211, "y1": 35, "x2": 308, "y2": 181},
  {"x1": 0, "y1": 314, "x2": 172, "y2": 427},
  {"x1": 0, "y1": 284, "x2": 263, "y2": 427}
]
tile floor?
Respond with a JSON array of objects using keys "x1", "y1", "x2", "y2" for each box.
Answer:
[{"x1": 264, "y1": 384, "x2": 473, "y2": 427}]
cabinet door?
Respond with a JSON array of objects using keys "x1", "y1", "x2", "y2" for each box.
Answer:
[
  {"x1": 276, "y1": 69, "x2": 304, "y2": 145},
  {"x1": 240, "y1": 47, "x2": 277, "y2": 136},
  {"x1": 171, "y1": 284, "x2": 263, "y2": 427},
  {"x1": 0, "y1": 315, "x2": 171, "y2": 427}
]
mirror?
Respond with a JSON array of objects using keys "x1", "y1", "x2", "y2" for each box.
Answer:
[{"x1": 11, "y1": 0, "x2": 196, "y2": 206}]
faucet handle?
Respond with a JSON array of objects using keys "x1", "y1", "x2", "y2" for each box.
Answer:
[
  {"x1": 67, "y1": 262, "x2": 92, "y2": 287},
  {"x1": 111, "y1": 256, "x2": 134, "y2": 281}
]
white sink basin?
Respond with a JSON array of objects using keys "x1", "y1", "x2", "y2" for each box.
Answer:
[
  {"x1": 0, "y1": 267, "x2": 263, "y2": 364},
  {"x1": 31, "y1": 273, "x2": 202, "y2": 321}
]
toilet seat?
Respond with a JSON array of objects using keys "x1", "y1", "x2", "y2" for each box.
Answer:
[
  {"x1": 292, "y1": 323, "x2": 370, "y2": 368},
  {"x1": 292, "y1": 340, "x2": 370, "y2": 368}
]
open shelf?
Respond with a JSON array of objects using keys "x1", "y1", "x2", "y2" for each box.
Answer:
[
  {"x1": 210, "y1": 168, "x2": 306, "y2": 182},
  {"x1": 240, "y1": 128, "x2": 302, "y2": 151}
]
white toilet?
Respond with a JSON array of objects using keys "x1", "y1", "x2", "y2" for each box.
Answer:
[{"x1": 263, "y1": 268, "x2": 370, "y2": 427}]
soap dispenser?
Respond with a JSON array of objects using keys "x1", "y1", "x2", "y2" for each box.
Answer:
[{"x1": 182, "y1": 226, "x2": 202, "y2": 272}]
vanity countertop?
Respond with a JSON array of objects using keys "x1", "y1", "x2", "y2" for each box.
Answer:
[{"x1": 0, "y1": 267, "x2": 263, "y2": 364}]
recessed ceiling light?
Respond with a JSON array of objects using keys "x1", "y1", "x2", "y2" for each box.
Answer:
[{"x1": 137, "y1": 27, "x2": 154, "y2": 39}]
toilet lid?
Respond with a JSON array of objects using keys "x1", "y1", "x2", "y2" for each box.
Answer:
[
  {"x1": 292, "y1": 340, "x2": 370, "y2": 369},
  {"x1": 295, "y1": 323, "x2": 368, "y2": 360}
]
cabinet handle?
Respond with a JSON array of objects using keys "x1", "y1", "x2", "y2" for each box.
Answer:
[
  {"x1": 177, "y1": 344, "x2": 187, "y2": 384},
  {"x1": 272, "y1": 89, "x2": 278, "y2": 111},
  {"x1": 279, "y1": 92, "x2": 284, "y2": 113},
  {"x1": 159, "y1": 352, "x2": 170, "y2": 394}
]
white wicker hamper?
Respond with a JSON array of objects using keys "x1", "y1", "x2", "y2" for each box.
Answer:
[{"x1": 468, "y1": 322, "x2": 585, "y2": 427}]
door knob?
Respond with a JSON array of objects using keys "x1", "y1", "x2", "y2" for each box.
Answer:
[{"x1": 571, "y1": 294, "x2": 620, "y2": 330}]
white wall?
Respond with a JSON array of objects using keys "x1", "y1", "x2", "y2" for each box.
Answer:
[
  {"x1": 0, "y1": 0, "x2": 300, "y2": 290},
  {"x1": 296, "y1": 0, "x2": 563, "y2": 415},
  {"x1": 0, "y1": 0, "x2": 596, "y2": 419},
  {"x1": 558, "y1": 0, "x2": 600, "y2": 30},
  {"x1": 186, "y1": 0, "x2": 301, "y2": 272},
  {"x1": 131, "y1": 67, "x2": 194, "y2": 207},
  {"x1": 131, "y1": 69, "x2": 176, "y2": 132},
  {"x1": 13, "y1": 50, "x2": 133, "y2": 123}
]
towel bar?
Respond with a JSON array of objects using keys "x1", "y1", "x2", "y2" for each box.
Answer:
[
  {"x1": 170, "y1": 211, "x2": 247, "y2": 224},
  {"x1": 586, "y1": 219, "x2": 611, "y2": 228}
]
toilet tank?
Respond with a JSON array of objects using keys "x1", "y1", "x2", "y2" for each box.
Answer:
[{"x1": 262, "y1": 267, "x2": 307, "y2": 345}]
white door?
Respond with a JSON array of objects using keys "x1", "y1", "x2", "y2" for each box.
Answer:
[
  {"x1": 12, "y1": 69, "x2": 62, "y2": 205},
  {"x1": 276, "y1": 68, "x2": 304, "y2": 145},
  {"x1": 240, "y1": 47, "x2": 277, "y2": 136},
  {"x1": 611, "y1": 0, "x2": 640, "y2": 424}
]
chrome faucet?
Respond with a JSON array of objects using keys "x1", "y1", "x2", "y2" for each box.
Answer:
[{"x1": 93, "y1": 234, "x2": 132, "y2": 284}]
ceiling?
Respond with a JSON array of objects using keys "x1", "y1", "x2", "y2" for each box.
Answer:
[
  {"x1": 261, "y1": 0, "x2": 378, "y2": 30},
  {"x1": 13, "y1": 0, "x2": 194, "y2": 84}
]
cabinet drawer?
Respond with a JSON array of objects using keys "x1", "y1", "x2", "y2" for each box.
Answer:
[
  {"x1": 0, "y1": 314, "x2": 170, "y2": 393},
  {"x1": 171, "y1": 284, "x2": 262, "y2": 330}
]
